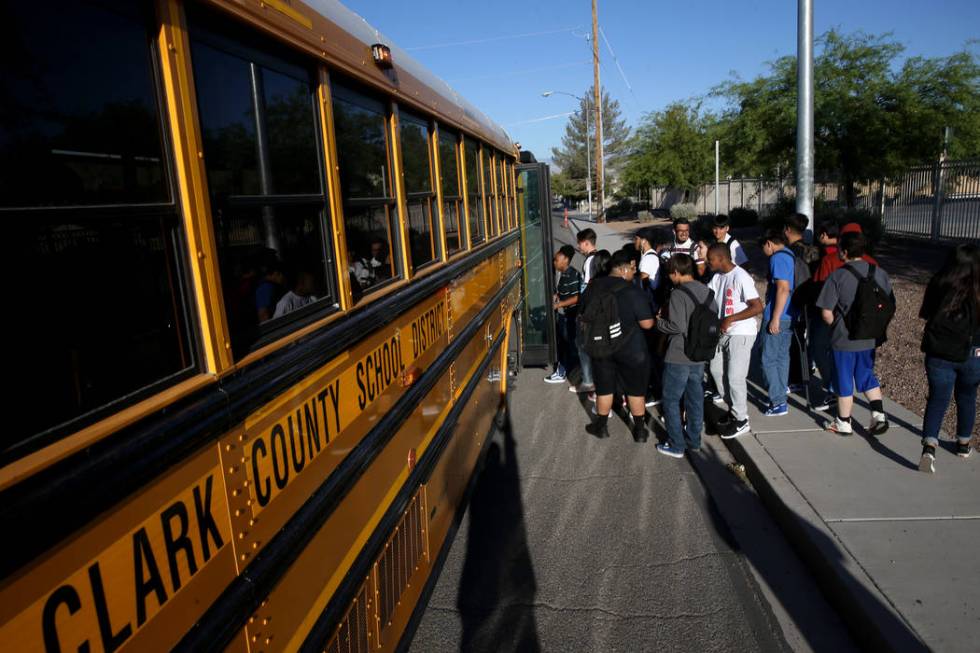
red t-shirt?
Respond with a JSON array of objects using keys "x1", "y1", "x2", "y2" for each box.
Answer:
[{"x1": 813, "y1": 245, "x2": 878, "y2": 282}]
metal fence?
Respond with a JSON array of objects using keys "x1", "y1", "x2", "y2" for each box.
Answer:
[{"x1": 645, "y1": 158, "x2": 980, "y2": 241}]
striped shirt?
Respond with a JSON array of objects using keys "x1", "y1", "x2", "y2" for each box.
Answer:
[{"x1": 556, "y1": 267, "x2": 582, "y2": 315}]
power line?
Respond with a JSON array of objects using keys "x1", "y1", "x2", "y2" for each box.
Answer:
[
  {"x1": 506, "y1": 112, "x2": 575, "y2": 127},
  {"x1": 405, "y1": 26, "x2": 581, "y2": 51},
  {"x1": 598, "y1": 26, "x2": 642, "y2": 113}
]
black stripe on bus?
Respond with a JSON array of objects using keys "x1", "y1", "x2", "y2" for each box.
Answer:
[
  {"x1": 299, "y1": 320, "x2": 510, "y2": 653},
  {"x1": 173, "y1": 275, "x2": 518, "y2": 652},
  {"x1": 0, "y1": 232, "x2": 519, "y2": 581}
]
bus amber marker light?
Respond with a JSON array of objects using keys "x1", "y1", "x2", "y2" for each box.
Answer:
[{"x1": 371, "y1": 43, "x2": 393, "y2": 68}]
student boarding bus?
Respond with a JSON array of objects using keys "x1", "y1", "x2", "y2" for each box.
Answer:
[{"x1": 0, "y1": 1, "x2": 549, "y2": 650}]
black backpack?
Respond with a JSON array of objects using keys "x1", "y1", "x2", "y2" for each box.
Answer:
[
  {"x1": 676, "y1": 286, "x2": 722, "y2": 362},
  {"x1": 773, "y1": 249, "x2": 812, "y2": 312},
  {"x1": 922, "y1": 301, "x2": 975, "y2": 362},
  {"x1": 842, "y1": 264, "x2": 895, "y2": 341},
  {"x1": 580, "y1": 283, "x2": 630, "y2": 358}
]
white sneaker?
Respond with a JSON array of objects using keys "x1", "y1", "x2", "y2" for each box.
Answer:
[
  {"x1": 825, "y1": 416, "x2": 853, "y2": 435},
  {"x1": 544, "y1": 370, "x2": 566, "y2": 384}
]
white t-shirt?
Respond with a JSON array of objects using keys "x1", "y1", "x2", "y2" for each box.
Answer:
[
  {"x1": 638, "y1": 249, "x2": 660, "y2": 289},
  {"x1": 721, "y1": 234, "x2": 749, "y2": 266},
  {"x1": 273, "y1": 290, "x2": 318, "y2": 318},
  {"x1": 707, "y1": 266, "x2": 759, "y2": 336},
  {"x1": 660, "y1": 239, "x2": 703, "y2": 264}
]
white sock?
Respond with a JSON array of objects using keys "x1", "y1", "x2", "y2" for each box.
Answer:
[{"x1": 872, "y1": 411, "x2": 886, "y2": 422}]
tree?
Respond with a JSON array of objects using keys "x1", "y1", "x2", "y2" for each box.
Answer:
[
  {"x1": 549, "y1": 86, "x2": 630, "y2": 203},
  {"x1": 621, "y1": 101, "x2": 719, "y2": 199},
  {"x1": 713, "y1": 31, "x2": 980, "y2": 206}
]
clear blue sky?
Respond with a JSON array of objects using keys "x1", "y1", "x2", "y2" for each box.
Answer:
[{"x1": 342, "y1": 0, "x2": 979, "y2": 163}]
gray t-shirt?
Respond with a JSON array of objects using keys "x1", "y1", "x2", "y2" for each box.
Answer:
[
  {"x1": 816, "y1": 260, "x2": 893, "y2": 351},
  {"x1": 657, "y1": 280, "x2": 717, "y2": 364}
]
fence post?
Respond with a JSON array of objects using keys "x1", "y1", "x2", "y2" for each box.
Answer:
[{"x1": 930, "y1": 158, "x2": 945, "y2": 242}]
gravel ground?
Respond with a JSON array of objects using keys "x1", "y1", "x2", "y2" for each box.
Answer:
[{"x1": 603, "y1": 217, "x2": 978, "y2": 448}]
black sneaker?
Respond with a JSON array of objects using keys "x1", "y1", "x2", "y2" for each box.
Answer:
[
  {"x1": 586, "y1": 415, "x2": 610, "y2": 439},
  {"x1": 721, "y1": 419, "x2": 751, "y2": 439},
  {"x1": 919, "y1": 444, "x2": 936, "y2": 473},
  {"x1": 956, "y1": 441, "x2": 973, "y2": 458},
  {"x1": 631, "y1": 418, "x2": 649, "y2": 443}
]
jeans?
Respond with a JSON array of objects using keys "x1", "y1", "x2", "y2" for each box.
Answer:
[
  {"x1": 761, "y1": 319, "x2": 793, "y2": 407},
  {"x1": 709, "y1": 334, "x2": 755, "y2": 421},
  {"x1": 663, "y1": 362, "x2": 705, "y2": 451},
  {"x1": 556, "y1": 312, "x2": 578, "y2": 374},
  {"x1": 922, "y1": 352, "x2": 980, "y2": 446},
  {"x1": 808, "y1": 314, "x2": 834, "y2": 392},
  {"x1": 575, "y1": 327, "x2": 594, "y2": 386}
]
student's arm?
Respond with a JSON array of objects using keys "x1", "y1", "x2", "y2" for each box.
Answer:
[
  {"x1": 822, "y1": 308, "x2": 834, "y2": 325},
  {"x1": 816, "y1": 274, "x2": 839, "y2": 326},
  {"x1": 657, "y1": 293, "x2": 687, "y2": 335},
  {"x1": 721, "y1": 298, "x2": 763, "y2": 334},
  {"x1": 638, "y1": 318, "x2": 654, "y2": 330},
  {"x1": 555, "y1": 294, "x2": 578, "y2": 309},
  {"x1": 769, "y1": 280, "x2": 790, "y2": 334}
]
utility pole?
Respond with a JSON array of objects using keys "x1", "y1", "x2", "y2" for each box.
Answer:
[
  {"x1": 592, "y1": 0, "x2": 604, "y2": 222},
  {"x1": 714, "y1": 140, "x2": 720, "y2": 215},
  {"x1": 795, "y1": 0, "x2": 814, "y2": 237}
]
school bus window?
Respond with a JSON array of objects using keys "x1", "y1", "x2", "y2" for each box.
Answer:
[
  {"x1": 190, "y1": 16, "x2": 336, "y2": 357},
  {"x1": 463, "y1": 137, "x2": 485, "y2": 245},
  {"x1": 482, "y1": 147, "x2": 497, "y2": 237},
  {"x1": 331, "y1": 83, "x2": 402, "y2": 304},
  {"x1": 3, "y1": 0, "x2": 197, "y2": 455},
  {"x1": 507, "y1": 160, "x2": 517, "y2": 230},
  {"x1": 496, "y1": 155, "x2": 506, "y2": 230},
  {"x1": 438, "y1": 128, "x2": 464, "y2": 254},
  {"x1": 399, "y1": 112, "x2": 438, "y2": 271}
]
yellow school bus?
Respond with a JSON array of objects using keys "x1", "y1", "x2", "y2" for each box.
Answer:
[{"x1": 0, "y1": 1, "x2": 530, "y2": 651}]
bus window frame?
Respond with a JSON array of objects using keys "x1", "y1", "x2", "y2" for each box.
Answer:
[
  {"x1": 462, "y1": 136, "x2": 486, "y2": 247},
  {"x1": 1, "y1": 4, "x2": 203, "y2": 463},
  {"x1": 435, "y1": 125, "x2": 467, "y2": 261},
  {"x1": 396, "y1": 108, "x2": 440, "y2": 274},
  {"x1": 187, "y1": 12, "x2": 342, "y2": 359}
]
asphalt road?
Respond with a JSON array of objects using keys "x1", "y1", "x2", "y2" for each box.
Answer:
[{"x1": 408, "y1": 369, "x2": 793, "y2": 653}]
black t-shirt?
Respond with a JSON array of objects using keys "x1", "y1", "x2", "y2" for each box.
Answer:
[{"x1": 580, "y1": 276, "x2": 653, "y2": 353}]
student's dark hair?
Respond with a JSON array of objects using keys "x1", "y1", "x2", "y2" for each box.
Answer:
[
  {"x1": 931, "y1": 243, "x2": 980, "y2": 318},
  {"x1": 576, "y1": 228, "x2": 597, "y2": 246},
  {"x1": 609, "y1": 248, "x2": 634, "y2": 272},
  {"x1": 784, "y1": 213, "x2": 808, "y2": 235},
  {"x1": 673, "y1": 217, "x2": 690, "y2": 228},
  {"x1": 593, "y1": 249, "x2": 612, "y2": 277},
  {"x1": 758, "y1": 229, "x2": 787, "y2": 247},
  {"x1": 620, "y1": 242, "x2": 641, "y2": 266},
  {"x1": 665, "y1": 253, "x2": 695, "y2": 277},
  {"x1": 839, "y1": 232, "x2": 867, "y2": 259},
  {"x1": 707, "y1": 242, "x2": 732, "y2": 260},
  {"x1": 557, "y1": 244, "x2": 576, "y2": 261},
  {"x1": 635, "y1": 226, "x2": 659, "y2": 247},
  {"x1": 816, "y1": 220, "x2": 839, "y2": 240},
  {"x1": 712, "y1": 214, "x2": 730, "y2": 228}
]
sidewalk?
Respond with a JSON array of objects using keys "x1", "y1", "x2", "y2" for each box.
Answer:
[{"x1": 715, "y1": 377, "x2": 979, "y2": 652}]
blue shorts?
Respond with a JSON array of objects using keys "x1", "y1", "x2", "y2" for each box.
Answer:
[{"x1": 832, "y1": 349, "x2": 880, "y2": 397}]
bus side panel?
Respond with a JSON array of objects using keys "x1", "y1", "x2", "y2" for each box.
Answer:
[
  {"x1": 235, "y1": 334, "x2": 463, "y2": 652},
  {"x1": 221, "y1": 292, "x2": 450, "y2": 571},
  {"x1": 449, "y1": 253, "x2": 505, "y2": 334},
  {"x1": 0, "y1": 446, "x2": 237, "y2": 653}
]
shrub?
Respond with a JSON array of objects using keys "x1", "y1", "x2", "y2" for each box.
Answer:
[
  {"x1": 729, "y1": 207, "x2": 759, "y2": 227},
  {"x1": 669, "y1": 203, "x2": 697, "y2": 220},
  {"x1": 606, "y1": 197, "x2": 634, "y2": 220}
]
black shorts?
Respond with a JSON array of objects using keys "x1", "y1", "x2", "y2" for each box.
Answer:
[{"x1": 593, "y1": 346, "x2": 650, "y2": 397}]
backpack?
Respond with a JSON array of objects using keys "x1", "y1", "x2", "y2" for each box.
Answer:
[
  {"x1": 676, "y1": 286, "x2": 722, "y2": 362},
  {"x1": 580, "y1": 283, "x2": 631, "y2": 358},
  {"x1": 842, "y1": 264, "x2": 895, "y2": 342},
  {"x1": 638, "y1": 250, "x2": 664, "y2": 309},
  {"x1": 921, "y1": 300, "x2": 975, "y2": 362},
  {"x1": 772, "y1": 249, "x2": 811, "y2": 311}
]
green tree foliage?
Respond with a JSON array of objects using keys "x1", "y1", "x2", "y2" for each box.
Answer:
[
  {"x1": 621, "y1": 102, "x2": 718, "y2": 198},
  {"x1": 624, "y1": 30, "x2": 980, "y2": 207},
  {"x1": 549, "y1": 86, "x2": 630, "y2": 201}
]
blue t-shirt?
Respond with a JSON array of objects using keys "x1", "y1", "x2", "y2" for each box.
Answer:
[{"x1": 763, "y1": 250, "x2": 797, "y2": 322}]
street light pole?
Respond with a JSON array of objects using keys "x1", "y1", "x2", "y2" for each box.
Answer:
[
  {"x1": 796, "y1": 0, "x2": 814, "y2": 236},
  {"x1": 543, "y1": 90, "x2": 593, "y2": 220}
]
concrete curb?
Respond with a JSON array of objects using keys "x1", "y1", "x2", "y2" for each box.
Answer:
[{"x1": 721, "y1": 431, "x2": 929, "y2": 653}]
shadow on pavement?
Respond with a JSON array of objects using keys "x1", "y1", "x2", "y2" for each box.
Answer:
[
  {"x1": 689, "y1": 442, "x2": 926, "y2": 652},
  {"x1": 456, "y1": 411, "x2": 541, "y2": 653}
]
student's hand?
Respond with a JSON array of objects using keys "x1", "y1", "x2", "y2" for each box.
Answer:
[
  {"x1": 720, "y1": 316, "x2": 734, "y2": 334},
  {"x1": 768, "y1": 319, "x2": 781, "y2": 335}
]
